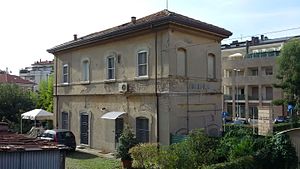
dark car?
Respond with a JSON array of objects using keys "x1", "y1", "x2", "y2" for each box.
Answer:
[
  {"x1": 273, "y1": 116, "x2": 288, "y2": 124},
  {"x1": 40, "y1": 129, "x2": 76, "y2": 151}
]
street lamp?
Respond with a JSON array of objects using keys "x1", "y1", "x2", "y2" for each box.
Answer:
[{"x1": 233, "y1": 69, "x2": 240, "y2": 118}]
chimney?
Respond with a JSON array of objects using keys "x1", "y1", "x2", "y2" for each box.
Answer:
[
  {"x1": 131, "y1": 16, "x2": 136, "y2": 24},
  {"x1": 261, "y1": 35, "x2": 264, "y2": 41},
  {"x1": 73, "y1": 34, "x2": 78, "y2": 40}
]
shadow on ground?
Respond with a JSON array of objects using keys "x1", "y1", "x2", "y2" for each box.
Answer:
[{"x1": 66, "y1": 151, "x2": 98, "y2": 159}]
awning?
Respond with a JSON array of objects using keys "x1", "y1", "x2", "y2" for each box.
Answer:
[{"x1": 101, "y1": 111, "x2": 126, "y2": 120}]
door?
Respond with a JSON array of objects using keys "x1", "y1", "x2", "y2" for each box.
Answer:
[
  {"x1": 115, "y1": 118, "x2": 124, "y2": 148},
  {"x1": 80, "y1": 114, "x2": 89, "y2": 145}
]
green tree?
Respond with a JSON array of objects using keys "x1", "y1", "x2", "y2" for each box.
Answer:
[
  {"x1": 0, "y1": 84, "x2": 36, "y2": 130},
  {"x1": 37, "y1": 75, "x2": 53, "y2": 112},
  {"x1": 276, "y1": 39, "x2": 300, "y2": 109}
]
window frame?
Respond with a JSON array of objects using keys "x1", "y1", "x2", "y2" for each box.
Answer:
[
  {"x1": 136, "y1": 50, "x2": 149, "y2": 78},
  {"x1": 62, "y1": 64, "x2": 69, "y2": 84},
  {"x1": 82, "y1": 59, "x2": 90, "y2": 82},
  {"x1": 106, "y1": 56, "x2": 116, "y2": 80},
  {"x1": 136, "y1": 117, "x2": 150, "y2": 143}
]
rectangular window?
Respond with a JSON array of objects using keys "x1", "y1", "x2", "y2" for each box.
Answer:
[
  {"x1": 265, "y1": 67, "x2": 273, "y2": 75},
  {"x1": 62, "y1": 112, "x2": 69, "y2": 130},
  {"x1": 82, "y1": 60, "x2": 89, "y2": 81},
  {"x1": 266, "y1": 87, "x2": 273, "y2": 100},
  {"x1": 107, "y1": 57, "x2": 115, "y2": 80},
  {"x1": 137, "y1": 51, "x2": 148, "y2": 77},
  {"x1": 63, "y1": 64, "x2": 68, "y2": 83}
]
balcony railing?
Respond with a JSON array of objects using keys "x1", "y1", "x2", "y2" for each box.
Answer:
[
  {"x1": 224, "y1": 94, "x2": 232, "y2": 100},
  {"x1": 246, "y1": 51, "x2": 280, "y2": 59}
]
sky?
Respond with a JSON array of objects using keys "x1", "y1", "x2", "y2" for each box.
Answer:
[{"x1": 0, "y1": 0, "x2": 300, "y2": 75}]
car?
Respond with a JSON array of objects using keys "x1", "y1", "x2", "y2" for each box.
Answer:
[
  {"x1": 40, "y1": 129, "x2": 76, "y2": 151},
  {"x1": 273, "y1": 116, "x2": 288, "y2": 124}
]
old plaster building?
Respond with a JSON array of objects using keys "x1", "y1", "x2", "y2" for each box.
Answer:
[
  {"x1": 47, "y1": 10, "x2": 231, "y2": 152},
  {"x1": 221, "y1": 35, "x2": 300, "y2": 120}
]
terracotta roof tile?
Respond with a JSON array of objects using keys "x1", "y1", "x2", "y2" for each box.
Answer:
[
  {"x1": 48, "y1": 9, "x2": 232, "y2": 53},
  {"x1": 0, "y1": 74, "x2": 35, "y2": 84}
]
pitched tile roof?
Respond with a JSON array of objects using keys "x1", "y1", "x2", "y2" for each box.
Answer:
[
  {"x1": 0, "y1": 74, "x2": 35, "y2": 84},
  {"x1": 48, "y1": 9, "x2": 232, "y2": 53}
]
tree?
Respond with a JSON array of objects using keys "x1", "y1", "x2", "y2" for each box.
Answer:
[
  {"x1": 36, "y1": 75, "x2": 53, "y2": 112},
  {"x1": 276, "y1": 39, "x2": 300, "y2": 110},
  {"x1": 0, "y1": 84, "x2": 36, "y2": 130}
]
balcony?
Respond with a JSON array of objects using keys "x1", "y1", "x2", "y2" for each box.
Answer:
[
  {"x1": 224, "y1": 94, "x2": 232, "y2": 100},
  {"x1": 246, "y1": 51, "x2": 280, "y2": 59}
]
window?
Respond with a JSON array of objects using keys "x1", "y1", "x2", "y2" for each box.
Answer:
[
  {"x1": 137, "y1": 51, "x2": 148, "y2": 77},
  {"x1": 248, "y1": 67, "x2": 258, "y2": 76},
  {"x1": 62, "y1": 64, "x2": 68, "y2": 83},
  {"x1": 62, "y1": 112, "x2": 69, "y2": 130},
  {"x1": 107, "y1": 56, "x2": 115, "y2": 80},
  {"x1": 266, "y1": 87, "x2": 273, "y2": 100},
  {"x1": 207, "y1": 53, "x2": 216, "y2": 79},
  {"x1": 177, "y1": 48, "x2": 186, "y2": 76},
  {"x1": 82, "y1": 60, "x2": 89, "y2": 81},
  {"x1": 136, "y1": 117, "x2": 149, "y2": 143},
  {"x1": 265, "y1": 67, "x2": 273, "y2": 75}
]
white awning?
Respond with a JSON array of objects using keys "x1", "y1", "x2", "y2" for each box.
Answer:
[{"x1": 101, "y1": 111, "x2": 126, "y2": 120}]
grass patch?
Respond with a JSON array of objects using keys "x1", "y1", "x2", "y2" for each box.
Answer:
[{"x1": 65, "y1": 151, "x2": 120, "y2": 169}]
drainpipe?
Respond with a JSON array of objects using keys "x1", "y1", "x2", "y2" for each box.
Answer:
[
  {"x1": 55, "y1": 55, "x2": 59, "y2": 128},
  {"x1": 155, "y1": 31, "x2": 160, "y2": 144}
]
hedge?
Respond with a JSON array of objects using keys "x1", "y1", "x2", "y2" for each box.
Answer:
[{"x1": 202, "y1": 156, "x2": 255, "y2": 169}]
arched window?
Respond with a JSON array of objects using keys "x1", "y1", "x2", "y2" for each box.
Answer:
[
  {"x1": 177, "y1": 48, "x2": 186, "y2": 76},
  {"x1": 136, "y1": 117, "x2": 149, "y2": 143},
  {"x1": 207, "y1": 53, "x2": 216, "y2": 79},
  {"x1": 82, "y1": 59, "x2": 90, "y2": 81}
]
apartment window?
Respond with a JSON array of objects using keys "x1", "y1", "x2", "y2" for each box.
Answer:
[
  {"x1": 136, "y1": 117, "x2": 149, "y2": 143},
  {"x1": 137, "y1": 51, "x2": 148, "y2": 77},
  {"x1": 266, "y1": 87, "x2": 273, "y2": 100},
  {"x1": 107, "y1": 56, "x2": 115, "y2": 80},
  {"x1": 82, "y1": 60, "x2": 89, "y2": 81},
  {"x1": 62, "y1": 64, "x2": 68, "y2": 83},
  {"x1": 249, "y1": 67, "x2": 258, "y2": 76},
  {"x1": 177, "y1": 48, "x2": 186, "y2": 76},
  {"x1": 265, "y1": 67, "x2": 273, "y2": 75},
  {"x1": 208, "y1": 53, "x2": 216, "y2": 79}
]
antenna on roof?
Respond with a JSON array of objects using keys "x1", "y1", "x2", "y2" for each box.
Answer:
[{"x1": 166, "y1": 0, "x2": 168, "y2": 10}]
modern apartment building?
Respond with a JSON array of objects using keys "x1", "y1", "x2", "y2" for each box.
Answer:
[
  {"x1": 47, "y1": 10, "x2": 231, "y2": 152},
  {"x1": 19, "y1": 60, "x2": 54, "y2": 90},
  {"x1": 221, "y1": 35, "x2": 299, "y2": 120}
]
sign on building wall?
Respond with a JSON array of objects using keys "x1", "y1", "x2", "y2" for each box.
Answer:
[{"x1": 258, "y1": 106, "x2": 273, "y2": 136}]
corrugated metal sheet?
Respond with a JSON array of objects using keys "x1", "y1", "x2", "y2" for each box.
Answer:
[{"x1": 0, "y1": 150, "x2": 65, "y2": 169}]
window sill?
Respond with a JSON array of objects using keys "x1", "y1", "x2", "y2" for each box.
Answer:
[
  {"x1": 104, "y1": 79, "x2": 116, "y2": 83},
  {"x1": 207, "y1": 78, "x2": 217, "y2": 82},
  {"x1": 80, "y1": 81, "x2": 90, "y2": 85},
  {"x1": 134, "y1": 76, "x2": 149, "y2": 81}
]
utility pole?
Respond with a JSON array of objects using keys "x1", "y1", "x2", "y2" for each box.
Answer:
[{"x1": 166, "y1": 0, "x2": 168, "y2": 10}]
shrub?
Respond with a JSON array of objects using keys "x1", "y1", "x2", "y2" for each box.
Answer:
[
  {"x1": 116, "y1": 127, "x2": 138, "y2": 161},
  {"x1": 129, "y1": 143, "x2": 159, "y2": 168},
  {"x1": 202, "y1": 156, "x2": 255, "y2": 169}
]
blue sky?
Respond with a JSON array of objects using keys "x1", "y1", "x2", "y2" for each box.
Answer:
[{"x1": 0, "y1": 0, "x2": 299, "y2": 75}]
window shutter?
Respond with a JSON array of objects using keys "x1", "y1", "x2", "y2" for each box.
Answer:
[
  {"x1": 104, "y1": 57, "x2": 108, "y2": 79},
  {"x1": 136, "y1": 53, "x2": 139, "y2": 77}
]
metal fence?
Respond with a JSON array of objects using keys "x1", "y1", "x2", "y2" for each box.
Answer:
[{"x1": 0, "y1": 149, "x2": 65, "y2": 169}]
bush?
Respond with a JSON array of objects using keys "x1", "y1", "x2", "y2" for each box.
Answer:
[
  {"x1": 116, "y1": 127, "x2": 138, "y2": 161},
  {"x1": 129, "y1": 143, "x2": 159, "y2": 168},
  {"x1": 202, "y1": 156, "x2": 255, "y2": 169}
]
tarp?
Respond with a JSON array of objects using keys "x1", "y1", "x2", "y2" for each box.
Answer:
[
  {"x1": 101, "y1": 111, "x2": 126, "y2": 120},
  {"x1": 21, "y1": 109, "x2": 53, "y2": 120}
]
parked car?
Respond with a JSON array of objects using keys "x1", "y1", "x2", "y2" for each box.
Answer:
[
  {"x1": 273, "y1": 116, "x2": 288, "y2": 124},
  {"x1": 40, "y1": 129, "x2": 76, "y2": 151}
]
